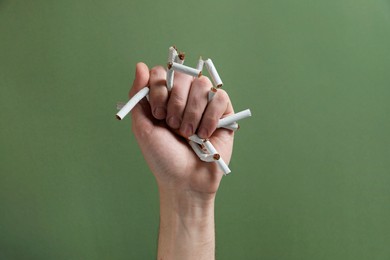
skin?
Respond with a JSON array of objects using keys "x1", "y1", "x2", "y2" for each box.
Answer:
[{"x1": 129, "y1": 62, "x2": 235, "y2": 260}]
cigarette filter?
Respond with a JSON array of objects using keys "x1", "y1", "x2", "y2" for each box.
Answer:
[
  {"x1": 217, "y1": 109, "x2": 252, "y2": 128},
  {"x1": 204, "y1": 59, "x2": 223, "y2": 88},
  {"x1": 204, "y1": 140, "x2": 231, "y2": 175},
  {"x1": 116, "y1": 87, "x2": 150, "y2": 120},
  {"x1": 170, "y1": 62, "x2": 202, "y2": 78}
]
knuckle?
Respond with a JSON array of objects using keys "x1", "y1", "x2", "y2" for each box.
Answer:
[
  {"x1": 169, "y1": 92, "x2": 186, "y2": 108},
  {"x1": 150, "y1": 66, "x2": 165, "y2": 78},
  {"x1": 184, "y1": 110, "x2": 200, "y2": 121},
  {"x1": 189, "y1": 96, "x2": 202, "y2": 109},
  {"x1": 198, "y1": 75, "x2": 212, "y2": 84},
  {"x1": 215, "y1": 89, "x2": 229, "y2": 102},
  {"x1": 196, "y1": 76, "x2": 212, "y2": 87},
  {"x1": 203, "y1": 114, "x2": 219, "y2": 126},
  {"x1": 150, "y1": 98, "x2": 164, "y2": 109}
]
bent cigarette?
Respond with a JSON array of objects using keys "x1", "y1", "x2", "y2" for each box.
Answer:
[
  {"x1": 188, "y1": 141, "x2": 219, "y2": 162},
  {"x1": 189, "y1": 140, "x2": 206, "y2": 156},
  {"x1": 166, "y1": 47, "x2": 178, "y2": 91},
  {"x1": 196, "y1": 56, "x2": 204, "y2": 71},
  {"x1": 208, "y1": 87, "x2": 217, "y2": 102},
  {"x1": 175, "y1": 51, "x2": 185, "y2": 64},
  {"x1": 168, "y1": 46, "x2": 178, "y2": 64},
  {"x1": 188, "y1": 134, "x2": 205, "y2": 145},
  {"x1": 217, "y1": 109, "x2": 252, "y2": 128},
  {"x1": 220, "y1": 122, "x2": 239, "y2": 131},
  {"x1": 200, "y1": 153, "x2": 220, "y2": 162},
  {"x1": 116, "y1": 87, "x2": 150, "y2": 120},
  {"x1": 169, "y1": 62, "x2": 202, "y2": 78},
  {"x1": 204, "y1": 59, "x2": 223, "y2": 88},
  {"x1": 203, "y1": 140, "x2": 231, "y2": 175}
]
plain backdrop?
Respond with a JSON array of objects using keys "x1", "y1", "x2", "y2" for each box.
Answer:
[{"x1": 1, "y1": 0, "x2": 390, "y2": 259}]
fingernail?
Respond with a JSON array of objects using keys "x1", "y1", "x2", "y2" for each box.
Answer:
[
  {"x1": 167, "y1": 116, "x2": 181, "y2": 129},
  {"x1": 197, "y1": 127, "x2": 208, "y2": 139},
  {"x1": 154, "y1": 107, "x2": 166, "y2": 119},
  {"x1": 181, "y1": 124, "x2": 193, "y2": 137}
]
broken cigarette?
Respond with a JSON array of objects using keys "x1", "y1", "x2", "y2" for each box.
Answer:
[
  {"x1": 168, "y1": 62, "x2": 202, "y2": 78},
  {"x1": 208, "y1": 87, "x2": 217, "y2": 102},
  {"x1": 116, "y1": 87, "x2": 150, "y2": 120},
  {"x1": 204, "y1": 59, "x2": 223, "y2": 88},
  {"x1": 175, "y1": 51, "x2": 185, "y2": 64},
  {"x1": 166, "y1": 47, "x2": 178, "y2": 91},
  {"x1": 166, "y1": 69, "x2": 174, "y2": 91},
  {"x1": 188, "y1": 134, "x2": 205, "y2": 144},
  {"x1": 196, "y1": 56, "x2": 204, "y2": 71},
  {"x1": 168, "y1": 46, "x2": 178, "y2": 64},
  {"x1": 203, "y1": 139, "x2": 231, "y2": 175},
  {"x1": 188, "y1": 141, "x2": 219, "y2": 162},
  {"x1": 217, "y1": 109, "x2": 252, "y2": 128},
  {"x1": 220, "y1": 122, "x2": 239, "y2": 131},
  {"x1": 188, "y1": 135, "x2": 230, "y2": 174}
]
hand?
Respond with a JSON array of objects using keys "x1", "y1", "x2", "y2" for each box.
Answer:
[
  {"x1": 129, "y1": 62, "x2": 234, "y2": 201},
  {"x1": 129, "y1": 62, "x2": 234, "y2": 259}
]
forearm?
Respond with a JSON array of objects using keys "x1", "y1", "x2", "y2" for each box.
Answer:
[{"x1": 157, "y1": 186, "x2": 216, "y2": 260}]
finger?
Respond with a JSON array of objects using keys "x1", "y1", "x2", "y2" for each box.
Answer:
[
  {"x1": 166, "y1": 71, "x2": 193, "y2": 129},
  {"x1": 197, "y1": 89, "x2": 234, "y2": 139},
  {"x1": 180, "y1": 76, "x2": 212, "y2": 137},
  {"x1": 129, "y1": 62, "x2": 149, "y2": 97},
  {"x1": 129, "y1": 63, "x2": 153, "y2": 129},
  {"x1": 149, "y1": 66, "x2": 168, "y2": 120}
]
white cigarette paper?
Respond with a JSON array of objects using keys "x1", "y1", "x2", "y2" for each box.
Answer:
[
  {"x1": 188, "y1": 134, "x2": 205, "y2": 145},
  {"x1": 170, "y1": 62, "x2": 202, "y2": 78},
  {"x1": 166, "y1": 47, "x2": 178, "y2": 91},
  {"x1": 203, "y1": 140, "x2": 231, "y2": 175},
  {"x1": 220, "y1": 122, "x2": 239, "y2": 131},
  {"x1": 175, "y1": 52, "x2": 185, "y2": 64},
  {"x1": 204, "y1": 59, "x2": 223, "y2": 88},
  {"x1": 196, "y1": 56, "x2": 204, "y2": 71},
  {"x1": 166, "y1": 69, "x2": 174, "y2": 91},
  {"x1": 168, "y1": 46, "x2": 178, "y2": 64},
  {"x1": 188, "y1": 141, "x2": 219, "y2": 162},
  {"x1": 116, "y1": 87, "x2": 150, "y2": 120},
  {"x1": 208, "y1": 87, "x2": 217, "y2": 102},
  {"x1": 217, "y1": 109, "x2": 252, "y2": 128}
]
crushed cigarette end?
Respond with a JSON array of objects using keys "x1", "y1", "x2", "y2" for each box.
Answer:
[{"x1": 178, "y1": 52, "x2": 185, "y2": 60}]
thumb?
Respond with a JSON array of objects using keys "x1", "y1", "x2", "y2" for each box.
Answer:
[
  {"x1": 129, "y1": 62, "x2": 153, "y2": 134},
  {"x1": 129, "y1": 62, "x2": 149, "y2": 97}
]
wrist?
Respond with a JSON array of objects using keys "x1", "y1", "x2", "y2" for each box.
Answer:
[
  {"x1": 158, "y1": 186, "x2": 216, "y2": 260},
  {"x1": 158, "y1": 186, "x2": 215, "y2": 225}
]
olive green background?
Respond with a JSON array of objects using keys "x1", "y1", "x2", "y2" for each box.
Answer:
[{"x1": 1, "y1": 0, "x2": 390, "y2": 259}]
